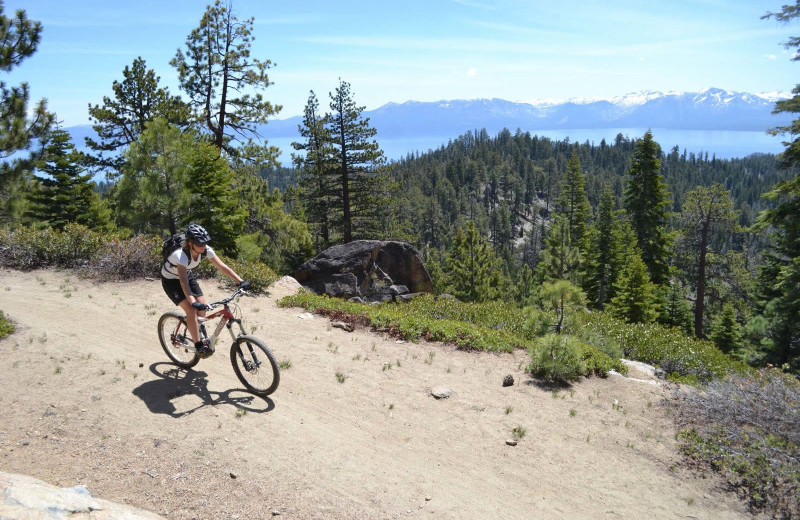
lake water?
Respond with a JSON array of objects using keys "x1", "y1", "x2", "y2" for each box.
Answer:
[{"x1": 267, "y1": 128, "x2": 787, "y2": 167}]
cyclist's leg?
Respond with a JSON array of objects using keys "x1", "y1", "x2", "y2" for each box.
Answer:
[{"x1": 177, "y1": 298, "x2": 201, "y2": 344}]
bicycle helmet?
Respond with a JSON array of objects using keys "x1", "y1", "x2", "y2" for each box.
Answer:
[{"x1": 186, "y1": 224, "x2": 211, "y2": 245}]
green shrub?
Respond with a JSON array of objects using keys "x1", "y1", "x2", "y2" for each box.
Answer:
[
  {"x1": 0, "y1": 223, "x2": 105, "y2": 269},
  {"x1": 572, "y1": 311, "x2": 747, "y2": 382},
  {"x1": 0, "y1": 310, "x2": 14, "y2": 339},
  {"x1": 528, "y1": 334, "x2": 587, "y2": 383}
]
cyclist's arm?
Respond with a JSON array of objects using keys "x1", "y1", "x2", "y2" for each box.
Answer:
[
  {"x1": 209, "y1": 254, "x2": 244, "y2": 285},
  {"x1": 177, "y1": 264, "x2": 198, "y2": 304}
]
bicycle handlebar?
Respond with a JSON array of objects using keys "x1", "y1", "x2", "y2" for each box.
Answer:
[{"x1": 206, "y1": 287, "x2": 247, "y2": 309}]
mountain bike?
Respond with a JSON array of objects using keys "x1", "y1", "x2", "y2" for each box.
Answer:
[{"x1": 157, "y1": 287, "x2": 280, "y2": 396}]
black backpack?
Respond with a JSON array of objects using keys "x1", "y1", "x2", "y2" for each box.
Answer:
[{"x1": 161, "y1": 233, "x2": 186, "y2": 266}]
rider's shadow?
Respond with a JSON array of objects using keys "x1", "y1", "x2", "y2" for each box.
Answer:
[{"x1": 132, "y1": 363, "x2": 274, "y2": 417}]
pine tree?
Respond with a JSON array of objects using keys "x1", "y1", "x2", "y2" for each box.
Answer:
[
  {"x1": 555, "y1": 152, "x2": 591, "y2": 251},
  {"x1": 582, "y1": 183, "x2": 622, "y2": 308},
  {"x1": 293, "y1": 90, "x2": 337, "y2": 249},
  {"x1": 25, "y1": 129, "x2": 108, "y2": 230},
  {"x1": 608, "y1": 246, "x2": 660, "y2": 324},
  {"x1": 86, "y1": 57, "x2": 189, "y2": 179},
  {"x1": 678, "y1": 183, "x2": 737, "y2": 338},
  {"x1": 449, "y1": 221, "x2": 500, "y2": 302},
  {"x1": 0, "y1": 3, "x2": 53, "y2": 220},
  {"x1": 171, "y1": 0, "x2": 281, "y2": 160},
  {"x1": 116, "y1": 117, "x2": 194, "y2": 234},
  {"x1": 709, "y1": 304, "x2": 742, "y2": 354},
  {"x1": 659, "y1": 279, "x2": 693, "y2": 335},
  {"x1": 756, "y1": 4, "x2": 800, "y2": 372},
  {"x1": 183, "y1": 140, "x2": 247, "y2": 255},
  {"x1": 326, "y1": 79, "x2": 391, "y2": 243},
  {"x1": 538, "y1": 216, "x2": 581, "y2": 282},
  {"x1": 624, "y1": 131, "x2": 671, "y2": 285},
  {"x1": 539, "y1": 280, "x2": 586, "y2": 333}
]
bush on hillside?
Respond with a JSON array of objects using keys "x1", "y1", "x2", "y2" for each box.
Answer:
[
  {"x1": 0, "y1": 310, "x2": 14, "y2": 339},
  {"x1": 0, "y1": 223, "x2": 105, "y2": 269},
  {"x1": 572, "y1": 311, "x2": 747, "y2": 383},
  {"x1": 90, "y1": 234, "x2": 161, "y2": 280},
  {"x1": 528, "y1": 333, "x2": 586, "y2": 383},
  {"x1": 673, "y1": 370, "x2": 800, "y2": 518}
]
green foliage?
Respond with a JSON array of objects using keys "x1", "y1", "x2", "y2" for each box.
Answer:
[
  {"x1": 25, "y1": 129, "x2": 110, "y2": 231},
  {"x1": 171, "y1": 0, "x2": 281, "y2": 161},
  {"x1": 582, "y1": 184, "x2": 623, "y2": 309},
  {"x1": 182, "y1": 138, "x2": 246, "y2": 255},
  {"x1": 608, "y1": 249, "x2": 660, "y2": 324},
  {"x1": 677, "y1": 182, "x2": 737, "y2": 337},
  {"x1": 624, "y1": 130, "x2": 672, "y2": 285},
  {"x1": 448, "y1": 220, "x2": 505, "y2": 302},
  {"x1": 0, "y1": 2, "x2": 54, "y2": 221},
  {"x1": 0, "y1": 223, "x2": 106, "y2": 269},
  {"x1": 555, "y1": 152, "x2": 591, "y2": 250},
  {"x1": 86, "y1": 56, "x2": 190, "y2": 179},
  {"x1": 709, "y1": 304, "x2": 742, "y2": 355},
  {"x1": 537, "y1": 216, "x2": 581, "y2": 282},
  {"x1": 575, "y1": 311, "x2": 747, "y2": 382},
  {"x1": 116, "y1": 117, "x2": 193, "y2": 234},
  {"x1": 538, "y1": 280, "x2": 586, "y2": 333},
  {"x1": 528, "y1": 334, "x2": 587, "y2": 383},
  {"x1": 0, "y1": 310, "x2": 14, "y2": 339}
]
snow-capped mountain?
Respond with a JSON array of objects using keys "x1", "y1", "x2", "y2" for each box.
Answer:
[{"x1": 259, "y1": 87, "x2": 793, "y2": 139}]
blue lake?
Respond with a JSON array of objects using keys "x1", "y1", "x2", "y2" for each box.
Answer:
[{"x1": 267, "y1": 128, "x2": 787, "y2": 167}]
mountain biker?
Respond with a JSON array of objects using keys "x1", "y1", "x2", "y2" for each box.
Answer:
[{"x1": 161, "y1": 224, "x2": 250, "y2": 358}]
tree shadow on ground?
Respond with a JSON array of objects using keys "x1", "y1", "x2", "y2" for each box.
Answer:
[{"x1": 132, "y1": 362, "x2": 274, "y2": 417}]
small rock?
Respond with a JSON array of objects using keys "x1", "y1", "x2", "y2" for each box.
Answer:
[
  {"x1": 506, "y1": 439, "x2": 518, "y2": 446},
  {"x1": 272, "y1": 510, "x2": 281, "y2": 516},
  {"x1": 430, "y1": 387, "x2": 452, "y2": 399},
  {"x1": 297, "y1": 312, "x2": 314, "y2": 320},
  {"x1": 139, "y1": 363, "x2": 144, "y2": 368},
  {"x1": 502, "y1": 374, "x2": 514, "y2": 387},
  {"x1": 229, "y1": 472, "x2": 238, "y2": 479},
  {"x1": 425, "y1": 496, "x2": 432, "y2": 502}
]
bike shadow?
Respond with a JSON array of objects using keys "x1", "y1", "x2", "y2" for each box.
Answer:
[{"x1": 132, "y1": 362, "x2": 275, "y2": 417}]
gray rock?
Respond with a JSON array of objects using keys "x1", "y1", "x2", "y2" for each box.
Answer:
[
  {"x1": 430, "y1": 386, "x2": 452, "y2": 399},
  {"x1": 502, "y1": 374, "x2": 514, "y2": 387},
  {"x1": 506, "y1": 439, "x2": 518, "y2": 446},
  {"x1": 331, "y1": 321, "x2": 354, "y2": 332},
  {"x1": 295, "y1": 240, "x2": 433, "y2": 299}
]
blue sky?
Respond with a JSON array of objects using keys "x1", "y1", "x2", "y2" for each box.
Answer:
[{"x1": 7, "y1": 0, "x2": 799, "y2": 127}]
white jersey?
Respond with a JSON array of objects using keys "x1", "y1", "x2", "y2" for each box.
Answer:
[{"x1": 161, "y1": 246, "x2": 216, "y2": 279}]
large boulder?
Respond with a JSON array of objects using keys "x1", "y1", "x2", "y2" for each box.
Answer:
[{"x1": 295, "y1": 240, "x2": 433, "y2": 301}]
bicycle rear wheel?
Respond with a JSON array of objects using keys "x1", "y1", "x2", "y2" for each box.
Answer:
[
  {"x1": 230, "y1": 335, "x2": 280, "y2": 396},
  {"x1": 158, "y1": 311, "x2": 200, "y2": 368}
]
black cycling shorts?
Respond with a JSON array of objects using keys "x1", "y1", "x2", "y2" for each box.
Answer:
[{"x1": 161, "y1": 272, "x2": 203, "y2": 306}]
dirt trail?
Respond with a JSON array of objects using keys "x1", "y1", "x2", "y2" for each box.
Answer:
[{"x1": 0, "y1": 268, "x2": 756, "y2": 520}]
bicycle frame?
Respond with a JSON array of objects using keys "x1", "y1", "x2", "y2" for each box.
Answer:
[{"x1": 198, "y1": 304, "x2": 245, "y2": 347}]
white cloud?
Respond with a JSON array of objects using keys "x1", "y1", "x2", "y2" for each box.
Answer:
[
  {"x1": 766, "y1": 54, "x2": 777, "y2": 60},
  {"x1": 466, "y1": 67, "x2": 478, "y2": 78}
]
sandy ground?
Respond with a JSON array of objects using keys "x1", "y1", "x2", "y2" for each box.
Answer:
[{"x1": 0, "y1": 268, "x2": 758, "y2": 520}]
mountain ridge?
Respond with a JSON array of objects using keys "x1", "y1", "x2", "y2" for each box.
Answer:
[{"x1": 255, "y1": 87, "x2": 793, "y2": 139}]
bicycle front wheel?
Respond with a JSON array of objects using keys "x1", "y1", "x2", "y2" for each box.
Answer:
[
  {"x1": 158, "y1": 311, "x2": 200, "y2": 368},
  {"x1": 230, "y1": 335, "x2": 280, "y2": 396}
]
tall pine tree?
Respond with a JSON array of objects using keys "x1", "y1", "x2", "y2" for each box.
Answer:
[
  {"x1": 327, "y1": 79, "x2": 391, "y2": 243},
  {"x1": 555, "y1": 152, "x2": 591, "y2": 251},
  {"x1": 293, "y1": 90, "x2": 337, "y2": 249},
  {"x1": 624, "y1": 131, "x2": 671, "y2": 285}
]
